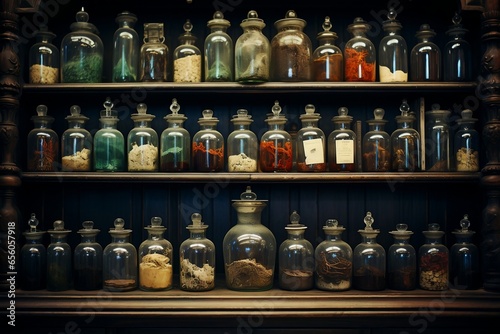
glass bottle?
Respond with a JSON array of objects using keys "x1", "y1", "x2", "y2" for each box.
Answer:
[
  {"x1": 363, "y1": 108, "x2": 391, "y2": 172},
  {"x1": 279, "y1": 211, "x2": 314, "y2": 291},
  {"x1": 271, "y1": 10, "x2": 312, "y2": 81},
  {"x1": 378, "y1": 9, "x2": 408, "y2": 82},
  {"x1": 103, "y1": 218, "x2": 137, "y2": 292},
  {"x1": 173, "y1": 20, "x2": 202, "y2": 83},
  {"x1": 328, "y1": 107, "x2": 356, "y2": 172},
  {"x1": 27, "y1": 104, "x2": 59, "y2": 172},
  {"x1": 20, "y1": 213, "x2": 46, "y2": 290},
  {"x1": 391, "y1": 99, "x2": 421, "y2": 171},
  {"x1": 112, "y1": 11, "x2": 140, "y2": 82},
  {"x1": 455, "y1": 109, "x2": 480, "y2": 172},
  {"x1": 344, "y1": 17, "x2": 376, "y2": 82},
  {"x1": 259, "y1": 101, "x2": 293, "y2": 172},
  {"x1": 29, "y1": 26, "x2": 59, "y2": 84},
  {"x1": 410, "y1": 24, "x2": 441, "y2": 81},
  {"x1": 418, "y1": 223, "x2": 449, "y2": 291},
  {"x1": 180, "y1": 213, "x2": 216, "y2": 291},
  {"x1": 60, "y1": 7, "x2": 103, "y2": 83},
  {"x1": 387, "y1": 223, "x2": 416, "y2": 290},
  {"x1": 235, "y1": 10, "x2": 270, "y2": 83},
  {"x1": 227, "y1": 109, "x2": 258, "y2": 172},
  {"x1": 94, "y1": 98, "x2": 125, "y2": 172},
  {"x1": 138, "y1": 217, "x2": 173, "y2": 291},
  {"x1": 74, "y1": 220, "x2": 102, "y2": 291},
  {"x1": 160, "y1": 98, "x2": 190, "y2": 172},
  {"x1": 313, "y1": 16, "x2": 343, "y2": 82},
  {"x1": 426, "y1": 104, "x2": 450, "y2": 171},
  {"x1": 46, "y1": 220, "x2": 72, "y2": 291},
  {"x1": 61, "y1": 105, "x2": 92, "y2": 171},
  {"x1": 296, "y1": 104, "x2": 326, "y2": 172},
  {"x1": 204, "y1": 11, "x2": 233, "y2": 82},
  {"x1": 192, "y1": 109, "x2": 224, "y2": 172},
  {"x1": 223, "y1": 186, "x2": 276, "y2": 291},
  {"x1": 127, "y1": 103, "x2": 158, "y2": 172},
  {"x1": 315, "y1": 218, "x2": 353, "y2": 291},
  {"x1": 444, "y1": 13, "x2": 472, "y2": 82},
  {"x1": 140, "y1": 23, "x2": 168, "y2": 82},
  {"x1": 353, "y1": 212, "x2": 386, "y2": 291}
]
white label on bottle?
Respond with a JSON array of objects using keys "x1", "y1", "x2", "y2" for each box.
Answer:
[
  {"x1": 335, "y1": 140, "x2": 354, "y2": 164},
  {"x1": 303, "y1": 138, "x2": 324, "y2": 165}
]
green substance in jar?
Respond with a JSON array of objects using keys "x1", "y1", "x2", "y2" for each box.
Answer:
[{"x1": 62, "y1": 54, "x2": 103, "y2": 83}]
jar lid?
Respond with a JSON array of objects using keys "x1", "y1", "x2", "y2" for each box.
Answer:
[
  {"x1": 77, "y1": 220, "x2": 100, "y2": 236},
  {"x1": 366, "y1": 107, "x2": 387, "y2": 125},
  {"x1": 65, "y1": 105, "x2": 89, "y2": 123},
  {"x1": 265, "y1": 101, "x2": 287, "y2": 125},
  {"x1": 446, "y1": 12, "x2": 468, "y2": 37},
  {"x1": 415, "y1": 24, "x2": 436, "y2": 40},
  {"x1": 144, "y1": 216, "x2": 166, "y2": 232},
  {"x1": 31, "y1": 104, "x2": 54, "y2": 124},
  {"x1": 231, "y1": 108, "x2": 253, "y2": 126},
  {"x1": 232, "y1": 186, "x2": 268, "y2": 203},
  {"x1": 357, "y1": 211, "x2": 380, "y2": 237},
  {"x1": 207, "y1": 11, "x2": 230, "y2": 29},
  {"x1": 178, "y1": 19, "x2": 197, "y2": 43},
  {"x1": 456, "y1": 109, "x2": 477, "y2": 125},
  {"x1": 23, "y1": 213, "x2": 45, "y2": 238},
  {"x1": 70, "y1": 7, "x2": 99, "y2": 34},
  {"x1": 382, "y1": 8, "x2": 402, "y2": 31},
  {"x1": 115, "y1": 11, "x2": 137, "y2": 26},
  {"x1": 332, "y1": 107, "x2": 353, "y2": 123},
  {"x1": 347, "y1": 17, "x2": 371, "y2": 34},
  {"x1": 274, "y1": 10, "x2": 306, "y2": 31},
  {"x1": 35, "y1": 25, "x2": 56, "y2": 40},
  {"x1": 48, "y1": 219, "x2": 71, "y2": 235},
  {"x1": 316, "y1": 16, "x2": 338, "y2": 41},
  {"x1": 187, "y1": 213, "x2": 208, "y2": 233},
  {"x1": 422, "y1": 222, "x2": 445, "y2": 238},
  {"x1": 240, "y1": 10, "x2": 266, "y2": 30},
  {"x1": 426, "y1": 103, "x2": 451, "y2": 118},
  {"x1": 452, "y1": 214, "x2": 475, "y2": 237},
  {"x1": 286, "y1": 211, "x2": 307, "y2": 232},
  {"x1": 109, "y1": 217, "x2": 132, "y2": 235},
  {"x1": 131, "y1": 103, "x2": 155, "y2": 122},
  {"x1": 322, "y1": 218, "x2": 345, "y2": 236},
  {"x1": 197, "y1": 109, "x2": 219, "y2": 126},
  {"x1": 389, "y1": 223, "x2": 413, "y2": 238},
  {"x1": 300, "y1": 104, "x2": 321, "y2": 122},
  {"x1": 164, "y1": 98, "x2": 187, "y2": 122}
]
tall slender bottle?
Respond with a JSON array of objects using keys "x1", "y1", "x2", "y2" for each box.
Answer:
[
  {"x1": 94, "y1": 97, "x2": 125, "y2": 171},
  {"x1": 444, "y1": 13, "x2": 472, "y2": 81},
  {"x1": 328, "y1": 107, "x2": 356, "y2": 172},
  {"x1": 140, "y1": 23, "x2": 168, "y2": 82},
  {"x1": 378, "y1": 9, "x2": 408, "y2": 82},
  {"x1": 46, "y1": 220, "x2": 72, "y2": 291},
  {"x1": 205, "y1": 11, "x2": 233, "y2": 81},
  {"x1": 410, "y1": 24, "x2": 441, "y2": 81},
  {"x1": 74, "y1": 221, "x2": 102, "y2": 291},
  {"x1": 387, "y1": 223, "x2": 416, "y2": 290},
  {"x1": 27, "y1": 104, "x2": 59, "y2": 172},
  {"x1": 450, "y1": 214, "x2": 480, "y2": 289},
  {"x1": 112, "y1": 11, "x2": 139, "y2": 82},
  {"x1": 160, "y1": 98, "x2": 190, "y2": 171},
  {"x1": 20, "y1": 213, "x2": 46, "y2": 290}
]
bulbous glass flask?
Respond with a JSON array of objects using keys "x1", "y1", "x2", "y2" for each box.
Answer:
[
  {"x1": 61, "y1": 105, "x2": 92, "y2": 171},
  {"x1": 29, "y1": 26, "x2": 59, "y2": 84},
  {"x1": 227, "y1": 109, "x2": 258, "y2": 172},
  {"x1": 27, "y1": 104, "x2": 59, "y2": 172},
  {"x1": 94, "y1": 98, "x2": 125, "y2": 172},
  {"x1": 46, "y1": 220, "x2": 72, "y2": 291},
  {"x1": 418, "y1": 223, "x2": 449, "y2": 291},
  {"x1": 127, "y1": 103, "x2": 159, "y2": 171},
  {"x1": 204, "y1": 11, "x2": 233, "y2": 82},
  {"x1": 328, "y1": 107, "x2": 356, "y2": 172},
  {"x1": 74, "y1": 221, "x2": 102, "y2": 291},
  {"x1": 20, "y1": 213, "x2": 46, "y2": 290},
  {"x1": 387, "y1": 223, "x2": 416, "y2": 290},
  {"x1": 192, "y1": 109, "x2": 224, "y2": 172},
  {"x1": 160, "y1": 98, "x2": 190, "y2": 171}
]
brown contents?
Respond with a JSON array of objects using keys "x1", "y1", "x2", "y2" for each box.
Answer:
[{"x1": 225, "y1": 258, "x2": 273, "y2": 290}]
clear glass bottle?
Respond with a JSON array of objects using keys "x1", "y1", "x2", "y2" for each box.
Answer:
[
  {"x1": 160, "y1": 98, "x2": 190, "y2": 172},
  {"x1": 419, "y1": 223, "x2": 449, "y2": 291},
  {"x1": 46, "y1": 220, "x2": 72, "y2": 291},
  {"x1": 180, "y1": 213, "x2": 215, "y2": 291},
  {"x1": 271, "y1": 10, "x2": 312, "y2": 81},
  {"x1": 140, "y1": 23, "x2": 168, "y2": 82},
  {"x1": 344, "y1": 17, "x2": 376, "y2": 82},
  {"x1": 173, "y1": 20, "x2": 202, "y2": 83},
  {"x1": 127, "y1": 103, "x2": 158, "y2": 172},
  {"x1": 27, "y1": 104, "x2": 59, "y2": 172},
  {"x1": 328, "y1": 107, "x2": 356, "y2": 172},
  {"x1": 444, "y1": 13, "x2": 472, "y2": 82},
  {"x1": 20, "y1": 213, "x2": 46, "y2": 290},
  {"x1": 204, "y1": 11, "x2": 233, "y2": 82},
  {"x1": 60, "y1": 7, "x2": 103, "y2": 83},
  {"x1": 387, "y1": 223, "x2": 416, "y2": 290},
  {"x1": 103, "y1": 218, "x2": 137, "y2": 292},
  {"x1": 315, "y1": 218, "x2": 353, "y2": 291},
  {"x1": 363, "y1": 108, "x2": 391, "y2": 172},
  {"x1": 353, "y1": 212, "x2": 386, "y2": 291},
  {"x1": 426, "y1": 104, "x2": 450, "y2": 171},
  {"x1": 378, "y1": 9, "x2": 408, "y2": 82},
  {"x1": 391, "y1": 99, "x2": 421, "y2": 171},
  {"x1": 223, "y1": 186, "x2": 276, "y2": 291},
  {"x1": 192, "y1": 109, "x2": 224, "y2": 172},
  {"x1": 455, "y1": 109, "x2": 480, "y2": 172},
  {"x1": 235, "y1": 10, "x2": 270, "y2": 83},
  {"x1": 29, "y1": 26, "x2": 59, "y2": 84},
  {"x1": 410, "y1": 24, "x2": 441, "y2": 81},
  {"x1": 227, "y1": 109, "x2": 258, "y2": 172},
  {"x1": 296, "y1": 104, "x2": 326, "y2": 172},
  {"x1": 94, "y1": 98, "x2": 125, "y2": 172},
  {"x1": 112, "y1": 11, "x2": 140, "y2": 82},
  {"x1": 74, "y1": 220, "x2": 102, "y2": 291},
  {"x1": 139, "y1": 217, "x2": 173, "y2": 291},
  {"x1": 61, "y1": 105, "x2": 92, "y2": 171},
  {"x1": 313, "y1": 16, "x2": 343, "y2": 82}
]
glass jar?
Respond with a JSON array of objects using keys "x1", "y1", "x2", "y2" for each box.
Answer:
[
  {"x1": 112, "y1": 11, "x2": 140, "y2": 82},
  {"x1": 313, "y1": 16, "x2": 343, "y2": 82},
  {"x1": 192, "y1": 109, "x2": 224, "y2": 172},
  {"x1": 296, "y1": 104, "x2": 326, "y2": 172},
  {"x1": 455, "y1": 109, "x2": 480, "y2": 172},
  {"x1": 279, "y1": 211, "x2": 314, "y2": 291},
  {"x1": 259, "y1": 101, "x2": 293, "y2": 172},
  {"x1": 204, "y1": 11, "x2": 233, "y2": 82},
  {"x1": 127, "y1": 103, "x2": 159, "y2": 172},
  {"x1": 271, "y1": 10, "x2": 312, "y2": 81},
  {"x1": 103, "y1": 218, "x2": 137, "y2": 292},
  {"x1": 315, "y1": 218, "x2": 353, "y2": 291},
  {"x1": 419, "y1": 223, "x2": 449, "y2": 291},
  {"x1": 235, "y1": 10, "x2": 270, "y2": 83},
  {"x1": 426, "y1": 104, "x2": 450, "y2": 171},
  {"x1": 378, "y1": 9, "x2": 408, "y2": 82},
  {"x1": 410, "y1": 24, "x2": 441, "y2": 81},
  {"x1": 344, "y1": 17, "x2": 376, "y2": 82},
  {"x1": 140, "y1": 23, "x2": 168, "y2": 82},
  {"x1": 160, "y1": 98, "x2": 190, "y2": 172},
  {"x1": 363, "y1": 108, "x2": 391, "y2": 172},
  {"x1": 387, "y1": 223, "x2": 416, "y2": 290},
  {"x1": 223, "y1": 186, "x2": 276, "y2": 291},
  {"x1": 46, "y1": 220, "x2": 72, "y2": 291},
  {"x1": 353, "y1": 212, "x2": 386, "y2": 291},
  {"x1": 27, "y1": 104, "x2": 59, "y2": 172},
  {"x1": 94, "y1": 98, "x2": 125, "y2": 172},
  {"x1": 391, "y1": 100, "x2": 421, "y2": 171},
  {"x1": 173, "y1": 20, "x2": 202, "y2": 83},
  {"x1": 20, "y1": 213, "x2": 46, "y2": 290},
  {"x1": 328, "y1": 107, "x2": 356, "y2": 172},
  {"x1": 74, "y1": 220, "x2": 102, "y2": 291},
  {"x1": 60, "y1": 7, "x2": 103, "y2": 83},
  {"x1": 444, "y1": 13, "x2": 472, "y2": 82},
  {"x1": 180, "y1": 213, "x2": 216, "y2": 291},
  {"x1": 61, "y1": 105, "x2": 92, "y2": 171},
  {"x1": 139, "y1": 217, "x2": 173, "y2": 291},
  {"x1": 227, "y1": 109, "x2": 258, "y2": 172},
  {"x1": 29, "y1": 26, "x2": 59, "y2": 84}
]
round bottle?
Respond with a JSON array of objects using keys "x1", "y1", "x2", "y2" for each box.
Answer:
[
  {"x1": 180, "y1": 213, "x2": 216, "y2": 291},
  {"x1": 344, "y1": 17, "x2": 376, "y2": 82},
  {"x1": 204, "y1": 11, "x2": 233, "y2": 82},
  {"x1": 61, "y1": 105, "x2": 92, "y2": 171},
  {"x1": 20, "y1": 213, "x2": 46, "y2": 290},
  {"x1": 160, "y1": 98, "x2": 190, "y2": 172},
  {"x1": 173, "y1": 20, "x2": 202, "y2": 83},
  {"x1": 418, "y1": 223, "x2": 449, "y2": 291},
  {"x1": 112, "y1": 11, "x2": 140, "y2": 82},
  {"x1": 27, "y1": 104, "x2": 59, "y2": 172},
  {"x1": 328, "y1": 107, "x2": 356, "y2": 172},
  {"x1": 94, "y1": 98, "x2": 125, "y2": 172},
  {"x1": 140, "y1": 23, "x2": 168, "y2": 82},
  {"x1": 139, "y1": 217, "x2": 173, "y2": 291},
  {"x1": 426, "y1": 104, "x2": 450, "y2": 171},
  {"x1": 455, "y1": 109, "x2": 480, "y2": 172},
  {"x1": 444, "y1": 13, "x2": 472, "y2": 82},
  {"x1": 192, "y1": 109, "x2": 224, "y2": 172},
  {"x1": 296, "y1": 104, "x2": 326, "y2": 172},
  {"x1": 46, "y1": 220, "x2": 72, "y2": 291},
  {"x1": 74, "y1": 220, "x2": 102, "y2": 291},
  {"x1": 387, "y1": 223, "x2": 416, "y2": 290},
  {"x1": 29, "y1": 26, "x2": 59, "y2": 84},
  {"x1": 362, "y1": 108, "x2": 391, "y2": 172},
  {"x1": 227, "y1": 109, "x2": 258, "y2": 172},
  {"x1": 127, "y1": 103, "x2": 159, "y2": 172},
  {"x1": 313, "y1": 16, "x2": 343, "y2": 82},
  {"x1": 391, "y1": 100, "x2": 421, "y2": 171},
  {"x1": 378, "y1": 9, "x2": 408, "y2": 82},
  {"x1": 410, "y1": 24, "x2": 441, "y2": 81}
]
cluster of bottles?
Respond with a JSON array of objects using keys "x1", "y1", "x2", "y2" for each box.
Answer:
[{"x1": 28, "y1": 8, "x2": 472, "y2": 84}]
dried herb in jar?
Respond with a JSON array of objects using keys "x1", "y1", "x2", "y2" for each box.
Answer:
[{"x1": 344, "y1": 48, "x2": 375, "y2": 82}]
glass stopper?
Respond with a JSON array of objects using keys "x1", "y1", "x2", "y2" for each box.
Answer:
[
  {"x1": 428, "y1": 222, "x2": 440, "y2": 231},
  {"x1": 271, "y1": 100, "x2": 282, "y2": 117},
  {"x1": 326, "y1": 219, "x2": 338, "y2": 228},
  {"x1": 82, "y1": 221, "x2": 94, "y2": 230},
  {"x1": 248, "y1": 10, "x2": 258, "y2": 19},
  {"x1": 213, "y1": 11, "x2": 224, "y2": 20},
  {"x1": 363, "y1": 212, "x2": 374, "y2": 230},
  {"x1": 240, "y1": 186, "x2": 257, "y2": 200},
  {"x1": 114, "y1": 218, "x2": 125, "y2": 230},
  {"x1": 305, "y1": 104, "x2": 315, "y2": 115},
  {"x1": 183, "y1": 19, "x2": 193, "y2": 32},
  {"x1": 235, "y1": 109, "x2": 250, "y2": 119},
  {"x1": 102, "y1": 97, "x2": 113, "y2": 117},
  {"x1": 202, "y1": 109, "x2": 213, "y2": 119},
  {"x1": 322, "y1": 16, "x2": 332, "y2": 32},
  {"x1": 285, "y1": 10, "x2": 297, "y2": 19},
  {"x1": 452, "y1": 12, "x2": 462, "y2": 25},
  {"x1": 338, "y1": 107, "x2": 349, "y2": 117},
  {"x1": 400, "y1": 99, "x2": 410, "y2": 116},
  {"x1": 170, "y1": 98, "x2": 180, "y2": 115},
  {"x1": 76, "y1": 7, "x2": 89, "y2": 23},
  {"x1": 53, "y1": 220, "x2": 65, "y2": 231},
  {"x1": 36, "y1": 105, "x2": 48, "y2": 116},
  {"x1": 461, "y1": 109, "x2": 473, "y2": 120},
  {"x1": 387, "y1": 8, "x2": 397, "y2": 20},
  {"x1": 396, "y1": 223, "x2": 408, "y2": 231},
  {"x1": 191, "y1": 213, "x2": 202, "y2": 226},
  {"x1": 431, "y1": 103, "x2": 440, "y2": 111},
  {"x1": 28, "y1": 213, "x2": 39, "y2": 232},
  {"x1": 137, "y1": 103, "x2": 147, "y2": 115},
  {"x1": 290, "y1": 211, "x2": 300, "y2": 225},
  {"x1": 460, "y1": 214, "x2": 470, "y2": 231},
  {"x1": 70, "y1": 105, "x2": 81, "y2": 116},
  {"x1": 374, "y1": 108, "x2": 385, "y2": 120},
  {"x1": 150, "y1": 216, "x2": 162, "y2": 227}
]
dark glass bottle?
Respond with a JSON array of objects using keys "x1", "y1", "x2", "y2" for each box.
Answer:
[
  {"x1": 27, "y1": 104, "x2": 59, "y2": 172},
  {"x1": 94, "y1": 98, "x2": 125, "y2": 172},
  {"x1": 425, "y1": 104, "x2": 450, "y2": 171},
  {"x1": 313, "y1": 16, "x2": 343, "y2": 82},
  {"x1": 20, "y1": 213, "x2": 46, "y2": 290},
  {"x1": 192, "y1": 109, "x2": 224, "y2": 172},
  {"x1": 362, "y1": 108, "x2": 390, "y2": 172},
  {"x1": 410, "y1": 24, "x2": 441, "y2": 81},
  {"x1": 419, "y1": 223, "x2": 449, "y2": 291},
  {"x1": 328, "y1": 107, "x2": 356, "y2": 172},
  {"x1": 388, "y1": 223, "x2": 416, "y2": 290},
  {"x1": 112, "y1": 11, "x2": 140, "y2": 82},
  {"x1": 160, "y1": 98, "x2": 190, "y2": 172},
  {"x1": 444, "y1": 13, "x2": 472, "y2": 81},
  {"x1": 46, "y1": 220, "x2": 72, "y2": 291},
  {"x1": 74, "y1": 221, "x2": 102, "y2": 291},
  {"x1": 140, "y1": 23, "x2": 168, "y2": 82}
]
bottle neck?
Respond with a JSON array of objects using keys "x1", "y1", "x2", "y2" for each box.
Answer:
[
  {"x1": 80, "y1": 235, "x2": 97, "y2": 243},
  {"x1": 325, "y1": 234, "x2": 341, "y2": 242},
  {"x1": 190, "y1": 231, "x2": 206, "y2": 239}
]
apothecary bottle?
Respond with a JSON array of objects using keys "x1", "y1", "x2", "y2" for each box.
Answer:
[
  {"x1": 388, "y1": 223, "x2": 416, "y2": 290},
  {"x1": 444, "y1": 13, "x2": 472, "y2": 81},
  {"x1": 180, "y1": 213, "x2": 215, "y2": 291},
  {"x1": 112, "y1": 11, "x2": 139, "y2": 82},
  {"x1": 127, "y1": 103, "x2": 158, "y2": 172},
  {"x1": 279, "y1": 211, "x2": 314, "y2": 291},
  {"x1": 27, "y1": 104, "x2": 59, "y2": 172},
  {"x1": 173, "y1": 20, "x2": 202, "y2": 83},
  {"x1": 205, "y1": 11, "x2": 233, "y2": 82},
  {"x1": 29, "y1": 26, "x2": 59, "y2": 84},
  {"x1": 455, "y1": 109, "x2": 479, "y2": 172},
  {"x1": 353, "y1": 212, "x2": 386, "y2": 291},
  {"x1": 223, "y1": 186, "x2": 276, "y2": 291},
  {"x1": 227, "y1": 109, "x2": 258, "y2": 172},
  {"x1": 140, "y1": 23, "x2": 168, "y2": 82},
  {"x1": 378, "y1": 9, "x2": 408, "y2": 82},
  {"x1": 20, "y1": 213, "x2": 46, "y2": 290},
  {"x1": 391, "y1": 100, "x2": 421, "y2": 171},
  {"x1": 192, "y1": 109, "x2": 224, "y2": 172},
  {"x1": 61, "y1": 105, "x2": 92, "y2": 171},
  {"x1": 74, "y1": 221, "x2": 102, "y2": 291},
  {"x1": 426, "y1": 104, "x2": 450, "y2": 171},
  {"x1": 259, "y1": 101, "x2": 293, "y2": 172},
  {"x1": 103, "y1": 218, "x2": 137, "y2": 292},
  {"x1": 296, "y1": 104, "x2": 326, "y2": 172},
  {"x1": 450, "y1": 214, "x2": 480, "y2": 289},
  {"x1": 410, "y1": 24, "x2": 441, "y2": 81},
  {"x1": 315, "y1": 218, "x2": 352, "y2": 291},
  {"x1": 60, "y1": 7, "x2": 103, "y2": 83},
  {"x1": 46, "y1": 220, "x2": 72, "y2": 291},
  {"x1": 139, "y1": 217, "x2": 173, "y2": 291},
  {"x1": 160, "y1": 98, "x2": 190, "y2": 171},
  {"x1": 328, "y1": 107, "x2": 356, "y2": 172},
  {"x1": 363, "y1": 108, "x2": 390, "y2": 172},
  {"x1": 344, "y1": 17, "x2": 376, "y2": 82},
  {"x1": 94, "y1": 98, "x2": 125, "y2": 172},
  {"x1": 235, "y1": 10, "x2": 270, "y2": 83},
  {"x1": 419, "y1": 223, "x2": 449, "y2": 291},
  {"x1": 313, "y1": 16, "x2": 343, "y2": 82},
  {"x1": 271, "y1": 10, "x2": 312, "y2": 81}
]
